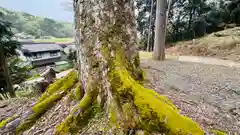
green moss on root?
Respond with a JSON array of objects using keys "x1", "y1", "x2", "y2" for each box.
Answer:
[
  {"x1": 110, "y1": 59, "x2": 204, "y2": 135},
  {"x1": 56, "y1": 96, "x2": 99, "y2": 134},
  {"x1": 0, "y1": 115, "x2": 17, "y2": 128},
  {"x1": 39, "y1": 71, "x2": 78, "y2": 101},
  {"x1": 210, "y1": 129, "x2": 227, "y2": 135},
  {"x1": 56, "y1": 82, "x2": 100, "y2": 135},
  {"x1": 16, "y1": 71, "x2": 78, "y2": 134},
  {"x1": 109, "y1": 102, "x2": 119, "y2": 128}
]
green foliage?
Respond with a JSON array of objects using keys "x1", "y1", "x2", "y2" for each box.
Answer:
[
  {"x1": 67, "y1": 49, "x2": 77, "y2": 62},
  {"x1": 0, "y1": 10, "x2": 20, "y2": 97},
  {"x1": 8, "y1": 57, "x2": 31, "y2": 84},
  {"x1": 0, "y1": 11, "x2": 20, "y2": 56},
  {"x1": 0, "y1": 7, "x2": 74, "y2": 38},
  {"x1": 136, "y1": 0, "x2": 240, "y2": 48}
]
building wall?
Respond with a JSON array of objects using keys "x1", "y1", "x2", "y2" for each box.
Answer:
[
  {"x1": 29, "y1": 51, "x2": 61, "y2": 61},
  {"x1": 17, "y1": 49, "x2": 63, "y2": 67}
]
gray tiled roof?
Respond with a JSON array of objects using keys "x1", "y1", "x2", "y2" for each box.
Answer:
[{"x1": 22, "y1": 43, "x2": 62, "y2": 53}]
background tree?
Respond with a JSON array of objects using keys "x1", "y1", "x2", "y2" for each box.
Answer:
[
  {"x1": 67, "y1": 48, "x2": 77, "y2": 62},
  {"x1": 0, "y1": 12, "x2": 20, "y2": 98},
  {"x1": 136, "y1": 0, "x2": 156, "y2": 51},
  {"x1": 136, "y1": 0, "x2": 240, "y2": 47},
  {"x1": 8, "y1": 57, "x2": 31, "y2": 84},
  {"x1": 153, "y1": 0, "x2": 168, "y2": 60}
]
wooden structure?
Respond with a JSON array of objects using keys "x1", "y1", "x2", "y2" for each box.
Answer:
[{"x1": 40, "y1": 67, "x2": 58, "y2": 83}]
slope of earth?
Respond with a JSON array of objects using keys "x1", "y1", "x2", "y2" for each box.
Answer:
[
  {"x1": 0, "y1": 98, "x2": 36, "y2": 128},
  {"x1": 166, "y1": 27, "x2": 240, "y2": 62},
  {"x1": 141, "y1": 59, "x2": 240, "y2": 134}
]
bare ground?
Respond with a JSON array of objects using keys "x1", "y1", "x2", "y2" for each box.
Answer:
[
  {"x1": 0, "y1": 98, "x2": 36, "y2": 123},
  {"x1": 142, "y1": 59, "x2": 240, "y2": 134}
]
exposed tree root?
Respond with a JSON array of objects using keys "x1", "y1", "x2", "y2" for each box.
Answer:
[
  {"x1": 16, "y1": 71, "x2": 78, "y2": 134},
  {"x1": 54, "y1": 58, "x2": 203, "y2": 134},
  {"x1": 1, "y1": 65, "x2": 204, "y2": 135},
  {"x1": 0, "y1": 71, "x2": 78, "y2": 135}
]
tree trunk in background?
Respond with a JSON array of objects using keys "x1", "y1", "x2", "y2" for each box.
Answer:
[
  {"x1": 147, "y1": 0, "x2": 154, "y2": 52},
  {"x1": 153, "y1": 0, "x2": 167, "y2": 60},
  {"x1": 0, "y1": 45, "x2": 15, "y2": 98},
  {"x1": 165, "y1": 0, "x2": 172, "y2": 40}
]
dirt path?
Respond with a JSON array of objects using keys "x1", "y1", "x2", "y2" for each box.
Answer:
[
  {"x1": 177, "y1": 56, "x2": 240, "y2": 68},
  {"x1": 141, "y1": 59, "x2": 240, "y2": 134}
]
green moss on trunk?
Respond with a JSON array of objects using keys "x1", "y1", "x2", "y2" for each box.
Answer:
[
  {"x1": 75, "y1": 83, "x2": 82, "y2": 100},
  {"x1": 108, "y1": 57, "x2": 204, "y2": 135}
]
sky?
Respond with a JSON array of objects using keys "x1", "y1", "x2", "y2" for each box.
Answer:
[{"x1": 0, "y1": 0, "x2": 74, "y2": 22}]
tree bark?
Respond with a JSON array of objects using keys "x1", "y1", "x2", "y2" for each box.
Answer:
[
  {"x1": 0, "y1": 45, "x2": 15, "y2": 98},
  {"x1": 153, "y1": 0, "x2": 167, "y2": 60},
  {"x1": 165, "y1": 0, "x2": 172, "y2": 40},
  {"x1": 147, "y1": 0, "x2": 154, "y2": 52}
]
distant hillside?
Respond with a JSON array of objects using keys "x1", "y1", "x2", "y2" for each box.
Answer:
[{"x1": 0, "y1": 7, "x2": 74, "y2": 38}]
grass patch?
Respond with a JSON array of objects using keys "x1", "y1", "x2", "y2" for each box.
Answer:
[
  {"x1": 27, "y1": 74, "x2": 41, "y2": 81},
  {"x1": 16, "y1": 90, "x2": 40, "y2": 98},
  {"x1": 53, "y1": 62, "x2": 73, "y2": 72},
  {"x1": 33, "y1": 38, "x2": 73, "y2": 43},
  {"x1": 139, "y1": 51, "x2": 178, "y2": 60}
]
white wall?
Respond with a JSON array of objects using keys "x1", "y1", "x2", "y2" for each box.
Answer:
[{"x1": 30, "y1": 52, "x2": 61, "y2": 61}]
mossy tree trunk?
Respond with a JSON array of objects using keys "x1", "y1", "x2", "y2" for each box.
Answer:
[
  {"x1": 69, "y1": 0, "x2": 203, "y2": 134},
  {"x1": 74, "y1": 0, "x2": 141, "y2": 101},
  {"x1": 1, "y1": 0, "x2": 203, "y2": 134}
]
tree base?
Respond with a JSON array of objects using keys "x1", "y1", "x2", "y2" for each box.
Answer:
[{"x1": 0, "y1": 67, "x2": 203, "y2": 135}]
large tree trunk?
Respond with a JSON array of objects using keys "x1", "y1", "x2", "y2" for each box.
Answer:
[
  {"x1": 0, "y1": 0, "x2": 203, "y2": 134},
  {"x1": 153, "y1": 0, "x2": 167, "y2": 60},
  {"x1": 0, "y1": 45, "x2": 15, "y2": 98}
]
